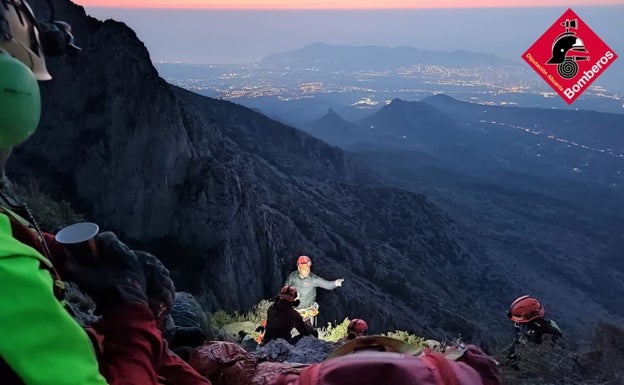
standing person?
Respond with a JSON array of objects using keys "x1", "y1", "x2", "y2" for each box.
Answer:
[
  {"x1": 284, "y1": 255, "x2": 344, "y2": 327},
  {"x1": 0, "y1": 1, "x2": 166, "y2": 384},
  {"x1": 262, "y1": 286, "x2": 314, "y2": 345}
]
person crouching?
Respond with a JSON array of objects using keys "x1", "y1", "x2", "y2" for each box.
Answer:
[{"x1": 262, "y1": 286, "x2": 315, "y2": 345}]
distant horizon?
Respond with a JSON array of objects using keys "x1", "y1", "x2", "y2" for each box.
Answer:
[
  {"x1": 152, "y1": 42, "x2": 519, "y2": 64},
  {"x1": 80, "y1": 6, "x2": 623, "y2": 69},
  {"x1": 75, "y1": 0, "x2": 624, "y2": 10}
]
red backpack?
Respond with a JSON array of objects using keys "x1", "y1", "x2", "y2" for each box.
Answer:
[{"x1": 272, "y1": 337, "x2": 501, "y2": 385}]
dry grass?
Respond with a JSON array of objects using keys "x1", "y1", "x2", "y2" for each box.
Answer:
[
  {"x1": 12, "y1": 178, "x2": 84, "y2": 231},
  {"x1": 496, "y1": 323, "x2": 624, "y2": 385}
]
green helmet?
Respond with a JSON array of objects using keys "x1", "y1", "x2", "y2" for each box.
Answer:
[{"x1": 0, "y1": 51, "x2": 41, "y2": 149}]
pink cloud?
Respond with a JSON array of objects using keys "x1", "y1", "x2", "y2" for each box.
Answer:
[{"x1": 74, "y1": 0, "x2": 623, "y2": 10}]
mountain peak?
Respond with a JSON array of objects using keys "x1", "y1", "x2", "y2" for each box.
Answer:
[
  {"x1": 384, "y1": 98, "x2": 432, "y2": 112},
  {"x1": 421, "y1": 94, "x2": 473, "y2": 110},
  {"x1": 422, "y1": 94, "x2": 458, "y2": 103},
  {"x1": 305, "y1": 109, "x2": 360, "y2": 146}
]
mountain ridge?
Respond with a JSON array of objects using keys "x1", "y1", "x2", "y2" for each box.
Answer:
[
  {"x1": 311, "y1": 96, "x2": 624, "y2": 327},
  {"x1": 8, "y1": 0, "x2": 529, "y2": 341},
  {"x1": 262, "y1": 42, "x2": 519, "y2": 69}
]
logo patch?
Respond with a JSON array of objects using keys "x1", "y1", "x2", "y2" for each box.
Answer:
[{"x1": 522, "y1": 8, "x2": 618, "y2": 104}]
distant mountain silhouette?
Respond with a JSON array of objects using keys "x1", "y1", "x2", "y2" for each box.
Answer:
[
  {"x1": 422, "y1": 94, "x2": 624, "y2": 160},
  {"x1": 262, "y1": 42, "x2": 517, "y2": 70},
  {"x1": 305, "y1": 109, "x2": 361, "y2": 147},
  {"x1": 304, "y1": 99, "x2": 469, "y2": 153},
  {"x1": 357, "y1": 99, "x2": 463, "y2": 149},
  {"x1": 339, "y1": 95, "x2": 624, "y2": 325}
]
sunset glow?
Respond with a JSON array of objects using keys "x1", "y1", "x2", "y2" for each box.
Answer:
[{"x1": 74, "y1": 0, "x2": 624, "y2": 10}]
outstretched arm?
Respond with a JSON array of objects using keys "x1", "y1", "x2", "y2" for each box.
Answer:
[{"x1": 312, "y1": 274, "x2": 343, "y2": 290}]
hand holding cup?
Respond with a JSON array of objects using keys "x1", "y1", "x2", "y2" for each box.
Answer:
[{"x1": 55, "y1": 222, "x2": 99, "y2": 264}]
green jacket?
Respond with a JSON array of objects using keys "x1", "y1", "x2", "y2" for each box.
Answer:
[
  {"x1": 0, "y1": 212, "x2": 108, "y2": 385},
  {"x1": 285, "y1": 271, "x2": 338, "y2": 309}
]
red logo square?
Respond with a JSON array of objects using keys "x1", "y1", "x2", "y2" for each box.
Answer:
[{"x1": 522, "y1": 8, "x2": 618, "y2": 104}]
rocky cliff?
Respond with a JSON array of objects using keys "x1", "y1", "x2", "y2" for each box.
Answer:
[{"x1": 10, "y1": 0, "x2": 518, "y2": 341}]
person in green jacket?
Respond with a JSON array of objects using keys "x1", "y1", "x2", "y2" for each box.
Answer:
[
  {"x1": 284, "y1": 255, "x2": 344, "y2": 327},
  {"x1": 0, "y1": 1, "x2": 170, "y2": 384}
]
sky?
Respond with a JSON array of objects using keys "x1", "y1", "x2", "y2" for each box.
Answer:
[
  {"x1": 75, "y1": 4, "x2": 624, "y2": 68},
  {"x1": 75, "y1": 0, "x2": 624, "y2": 9}
]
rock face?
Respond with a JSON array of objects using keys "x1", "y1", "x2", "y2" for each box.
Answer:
[
  {"x1": 254, "y1": 337, "x2": 335, "y2": 363},
  {"x1": 12, "y1": 0, "x2": 518, "y2": 342}
]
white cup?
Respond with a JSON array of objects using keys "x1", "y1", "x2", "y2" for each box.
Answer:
[{"x1": 55, "y1": 222, "x2": 99, "y2": 261}]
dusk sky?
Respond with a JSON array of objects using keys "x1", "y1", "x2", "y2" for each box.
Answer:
[
  {"x1": 75, "y1": 0, "x2": 623, "y2": 9},
  {"x1": 74, "y1": 0, "x2": 624, "y2": 80}
]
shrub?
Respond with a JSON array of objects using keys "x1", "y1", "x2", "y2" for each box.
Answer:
[
  {"x1": 208, "y1": 299, "x2": 272, "y2": 329},
  {"x1": 382, "y1": 329, "x2": 428, "y2": 349},
  {"x1": 318, "y1": 318, "x2": 350, "y2": 342},
  {"x1": 495, "y1": 324, "x2": 624, "y2": 385},
  {"x1": 12, "y1": 178, "x2": 83, "y2": 231}
]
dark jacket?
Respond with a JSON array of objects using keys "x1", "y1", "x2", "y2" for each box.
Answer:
[
  {"x1": 263, "y1": 300, "x2": 311, "y2": 344},
  {"x1": 89, "y1": 327, "x2": 211, "y2": 385},
  {"x1": 525, "y1": 317, "x2": 562, "y2": 344},
  {"x1": 285, "y1": 271, "x2": 338, "y2": 309}
]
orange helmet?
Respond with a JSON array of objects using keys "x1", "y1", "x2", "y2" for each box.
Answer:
[
  {"x1": 297, "y1": 255, "x2": 312, "y2": 266},
  {"x1": 278, "y1": 285, "x2": 298, "y2": 302},
  {"x1": 347, "y1": 318, "x2": 368, "y2": 337},
  {"x1": 507, "y1": 295, "x2": 545, "y2": 323}
]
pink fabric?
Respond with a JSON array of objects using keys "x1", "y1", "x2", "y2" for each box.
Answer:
[
  {"x1": 455, "y1": 345, "x2": 502, "y2": 385},
  {"x1": 158, "y1": 339, "x2": 212, "y2": 385},
  {"x1": 189, "y1": 341, "x2": 257, "y2": 385},
  {"x1": 251, "y1": 362, "x2": 304, "y2": 385},
  {"x1": 96, "y1": 302, "x2": 165, "y2": 385},
  {"x1": 271, "y1": 349, "x2": 499, "y2": 385}
]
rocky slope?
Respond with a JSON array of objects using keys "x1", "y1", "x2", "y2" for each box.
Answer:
[{"x1": 10, "y1": 0, "x2": 540, "y2": 342}]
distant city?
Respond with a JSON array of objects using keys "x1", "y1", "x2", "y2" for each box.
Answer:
[
  {"x1": 156, "y1": 54, "x2": 623, "y2": 125},
  {"x1": 166, "y1": 63, "x2": 535, "y2": 99},
  {"x1": 156, "y1": 43, "x2": 624, "y2": 127}
]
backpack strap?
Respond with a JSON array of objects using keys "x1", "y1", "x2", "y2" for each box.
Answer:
[
  {"x1": 0, "y1": 207, "x2": 66, "y2": 301},
  {"x1": 421, "y1": 353, "x2": 460, "y2": 385},
  {"x1": 298, "y1": 363, "x2": 322, "y2": 385}
]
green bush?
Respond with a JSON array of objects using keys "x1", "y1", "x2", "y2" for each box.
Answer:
[
  {"x1": 382, "y1": 330, "x2": 428, "y2": 349},
  {"x1": 208, "y1": 310, "x2": 240, "y2": 329},
  {"x1": 212, "y1": 301, "x2": 434, "y2": 347},
  {"x1": 318, "y1": 318, "x2": 350, "y2": 342},
  {"x1": 208, "y1": 299, "x2": 272, "y2": 329},
  {"x1": 204, "y1": 303, "x2": 624, "y2": 385}
]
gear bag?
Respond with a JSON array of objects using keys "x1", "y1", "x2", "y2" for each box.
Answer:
[
  {"x1": 189, "y1": 341, "x2": 306, "y2": 385},
  {"x1": 273, "y1": 337, "x2": 501, "y2": 385}
]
